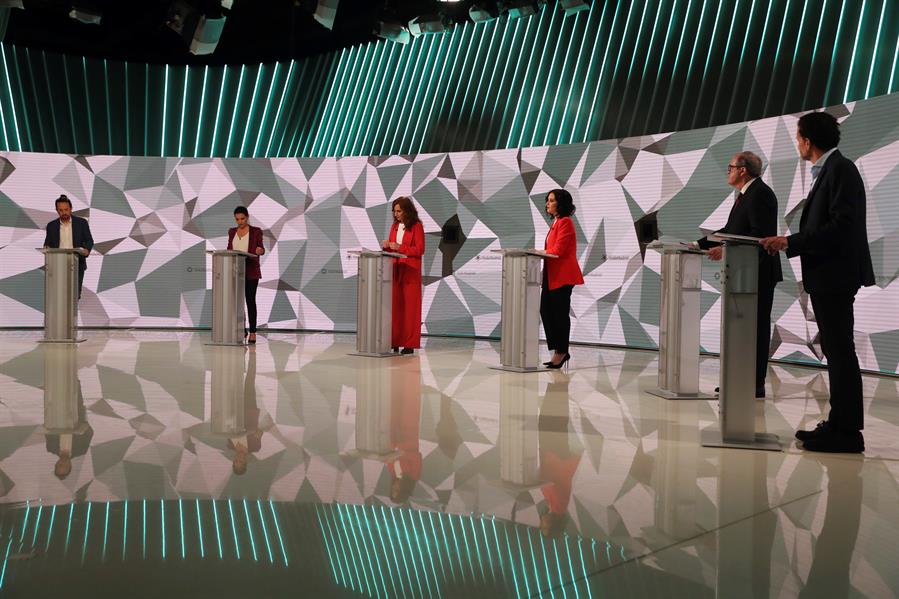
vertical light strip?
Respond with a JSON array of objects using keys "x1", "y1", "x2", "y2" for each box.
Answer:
[
  {"x1": 401, "y1": 35, "x2": 441, "y2": 154},
  {"x1": 141, "y1": 499, "x2": 146, "y2": 559},
  {"x1": 0, "y1": 539, "x2": 11, "y2": 589},
  {"x1": 10, "y1": 46, "x2": 33, "y2": 150},
  {"x1": 742, "y1": 0, "x2": 777, "y2": 121},
  {"x1": 65, "y1": 503, "x2": 75, "y2": 556},
  {"x1": 160, "y1": 500, "x2": 166, "y2": 559},
  {"x1": 30, "y1": 504, "x2": 44, "y2": 549},
  {"x1": 707, "y1": 0, "x2": 745, "y2": 125},
  {"x1": 212, "y1": 500, "x2": 224, "y2": 559},
  {"x1": 864, "y1": 0, "x2": 887, "y2": 98},
  {"x1": 328, "y1": 45, "x2": 368, "y2": 156},
  {"x1": 311, "y1": 47, "x2": 352, "y2": 156},
  {"x1": 124, "y1": 62, "x2": 130, "y2": 153},
  {"x1": 225, "y1": 64, "x2": 247, "y2": 157},
  {"x1": 227, "y1": 499, "x2": 240, "y2": 559},
  {"x1": 0, "y1": 44, "x2": 19, "y2": 149},
  {"x1": 843, "y1": 0, "x2": 868, "y2": 102},
  {"x1": 483, "y1": 19, "x2": 520, "y2": 149},
  {"x1": 178, "y1": 498, "x2": 186, "y2": 559},
  {"x1": 572, "y1": 0, "x2": 614, "y2": 143},
  {"x1": 178, "y1": 66, "x2": 189, "y2": 157},
  {"x1": 418, "y1": 27, "x2": 461, "y2": 154},
  {"x1": 543, "y1": 10, "x2": 583, "y2": 145},
  {"x1": 465, "y1": 19, "x2": 507, "y2": 149},
  {"x1": 63, "y1": 55, "x2": 79, "y2": 153},
  {"x1": 724, "y1": 0, "x2": 758, "y2": 122},
  {"x1": 102, "y1": 503, "x2": 110, "y2": 561},
  {"x1": 387, "y1": 38, "x2": 429, "y2": 154},
  {"x1": 83, "y1": 56, "x2": 95, "y2": 153},
  {"x1": 161, "y1": 64, "x2": 169, "y2": 156},
  {"x1": 143, "y1": 64, "x2": 148, "y2": 155},
  {"x1": 379, "y1": 506, "x2": 409, "y2": 596},
  {"x1": 315, "y1": 508, "x2": 342, "y2": 584},
  {"x1": 122, "y1": 501, "x2": 128, "y2": 560},
  {"x1": 801, "y1": 2, "x2": 833, "y2": 110},
  {"x1": 780, "y1": 0, "x2": 810, "y2": 114},
  {"x1": 516, "y1": 5, "x2": 559, "y2": 147},
  {"x1": 439, "y1": 22, "x2": 481, "y2": 149},
  {"x1": 411, "y1": 34, "x2": 453, "y2": 153},
  {"x1": 103, "y1": 59, "x2": 112, "y2": 152},
  {"x1": 252, "y1": 62, "x2": 281, "y2": 157},
  {"x1": 0, "y1": 54, "x2": 9, "y2": 149},
  {"x1": 255, "y1": 501, "x2": 274, "y2": 563},
  {"x1": 264, "y1": 59, "x2": 295, "y2": 157},
  {"x1": 195, "y1": 500, "x2": 205, "y2": 559},
  {"x1": 194, "y1": 65, "x2": 209, "y2": 157},
  {"x1": 281, "y1": 57, "x2": 312, "y2": 157},
  {"x1": 639, "y1": 0, "x2": 679, "y2": 135},
  {"x1": 25, "y1": 50, "x2": 49, "y2": 150},
  {"x1": 325, "y1": 506, "x2": 357, "y2": 590},
  {"x1": 239, "y1": 64, "x2": 264, "y2": 157},
  {"x1": 379, "y1": 40, "x2": 424, "y2": 155},
  {"x1": 497, "y1": 16, "x2": 535, "y2": 146},
  {"x1": 352, "y1": 43, "x2": 394, "y2": 155},
  {"x1": 506, "y1": 8, "x2": 547, "y2": 147},
  {"x1": 296, "y1": 56, "x2": 331, "y2": 156},
  {"x1": 760, "y1": 0, "x2": 794, "y2": 118},
  {"x1": 527, "y1": 5, "x2": 567, "y2": 147},
  {"x1": 627, "y1": 0, "x2": 670, "y2": 136},
  {"x1": 81, "y1": 502, "x2": 92, "y2": 563},
  {"x1": 450, "y1": 24, "x2": 490, "y2": 150},
  {"x1": 889, "y1": 35, "x2": 899, "y2": 92},
  {"x1": 338, "y1": 43, "x2": 379, "y2": 155},
  {"x1": 47, "y1": 505, "x2": 58, "y2": 552},
  {"x1": 591, "y1": 0, "x2": 639, "y2": 140},
  {"x1": 823, "y1": 0, "x2": 849, "y2": 104},
  {"x1": 652, "y1": 0, "x2": 692, "y2": 131},
  {"x1": 242, "y1": 499, "x2": 258, "y2": 562},
  {"x1": 690, "y1": 0, "x2": 727, "y2": 129},
  {"x1": 41, "y1": 52, "x2": 61, "y2": 150}
]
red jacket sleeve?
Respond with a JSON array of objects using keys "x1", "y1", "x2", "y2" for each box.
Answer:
[
  {"x1": 226, "y1": 228, "x2": 235, "y2": 250},
  {"x1": 546, "y1": 217, "x2": 576, "y2": 258},
  {"x1": 253, "y1": 227, "x2": 265, "y2": 258},
  {"x1": 399, "y1": 222, "x2": 425, "y2": 258}
]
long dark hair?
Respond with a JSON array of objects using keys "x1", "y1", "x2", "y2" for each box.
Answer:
[
  {"x1": 392, "y1": 196, "x2": 420, "y2": 228},
  {"x1": 546, "y1": 189, "x2": 575, "y2": 218}
]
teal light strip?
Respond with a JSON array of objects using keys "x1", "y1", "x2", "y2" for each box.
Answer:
[
  {"x1": 195, "y1": 500, "x2": 205, "y2": 559},
  {"x1": 387, "y1": 38, "x2": 428, "y2": 154},
  {"x1": 527, "y1": 5, "x2": 566, "y2": 147},
  {"x1": 864, "y1": 0, "x2": 887, "y2": 98},
  {"x1": 518, "y1": 4, "x2": 561, "y2": 147},
  {"x1": 178, "y1": 66, "x2": 189, "y2": 157},
  {"x1": 801, "y1": 0, "x2": 831, "y2": 110},
  {"x1": 311, "y1": 47, "x2": 351, "y2": 156},
  {"x1": 122, "y1": 501, "x2": 128, "y2": 560},
  {"x1": 325, "y1": 45, "x2": 365, "y2": 156},
  {"x1": 708, "y1": 0, "x2": 745, "y2": 124},
  {"x1": 82, "y1": 56, "x2": 95, "y2": 153},
  {"x1": 253, "y1": 62, "x2": 280, "y2": 157},
  {"x1": 255, "y1": 501, "x2": 274, "y2": 564},
  {"x1": 338, "y1": 42, "x2": 377, "y2": 155},
  {"x1": 496, "y1": 16, "x2": 533, "y2": 147},
  {"x1": 30, "y1": 504, "x2": 44, "y2": 549},
  {"x1": 0, "y1": 44, "x2": 19, "y2": 150},
  {"x1": 269, "y1": 501, "x2": 288, "y2": 566},
  {"x1": 418, "y1": 25, "x2": 462, "y2": 153},
  {"x1": 890, "y1": 35, "x2": 899, "y2": 91},
  {"x1": 402, "y1": 35, "x2": 442, "y2": 154},
  {"x1": 242, "y1": 499, "x2": 258, "y2": 562},
  {"x1": 194, "y1": 65, "x2": 209, "y2": 157},
  {"x1": 506, "y1": 8, "x2": 547, "y2": 147},
  {"x1": 316, "y1": 507, "x2": 342, "y2": 584},
  {"x1": 264, "y1": 59, "x2": 295, "y2": 157},
  {"x1": 843, "y1": 0, "x2": 868, "y2": 102},
  {"x1": 463, "y1": 18, "x2": 505, "y2": 149},
  {"x1": 324, "y1": 506, "x2": 355, "y2": 590},
  {"x1": 239, "y1": 64, "x2": 264, "y2": 157},
  {"x1": 212, "y1": 500, "x2": 224, "y2": 559},
  {"x1": 81, "y1": 502, "x2": 92, "y2": 563},
  {"x1": 63, "y1": 55, "x2": 79, "y2": 154},
  {"x1": 160, "y1": 499, "x2": 166, "y2": 559},
  {"x1": 725, "y1": 0, "x2": 758, "y2": 122},
  {"x1": 0, "y1": 539, "x2": 12, "y2": 589},
  {"x1": 691, "y1": 0, "x2": 727, "y2": 129},
  {"x1": 227, "y1": 499, "x2": 240, "y2": 559},
  {"x1": 161, "y1": 64, "x2": 169, "y2": 156},
  {"x1": 824, "y1": 0, "x2": 849, "y2": 103},
  {"x1": 780, "y1": 0, "x2": 811, "y2": 114},
  {"x1": 225, "y1": 64, "x2": 247, "y2": 157},
  {"x1": 645, "y1": 0, "x2": 683, "y2": 132},
  {"x1": 573, "y1": 0, "x2": 614, "y2": 143},
  {"x1": 178, "y1": 498, "x2": 186, "y2": 559},
  {"x1": 103, "y1": 59, "x2": 112, "y2": 152},
  {"x1": 102, "y1": 502, "x2": 110, "y2": 561},
  {"x1": 589, "y1": 0, "x2": 635, "y2": 139},
  {"x1": 65, "y1": 504, "x2": 74, "y2": 556},
  {"x1": 142, "y1": 499, "x2": 147, "y2": 559},
  {"x1": 543, "y1": 11, "x2": 582, "y2": 145},
  {"x1": 616, "y1": 0, "x2": 660, "y2": 138},
  {"x1": 211, "y1": 66, "x2": 229, "y2": 156},
  {"x1": 46, "y1": 505, "x2": 57, "y2": 551},
  {"x1": 352, "y1": 41, "x2": 392, "y2": 155}
]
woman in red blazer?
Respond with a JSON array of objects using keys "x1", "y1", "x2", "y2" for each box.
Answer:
[
  {"x1": 382, "y1": 196, "x2": 425, "y2": 354},
  {"x1": 227, "y1": 206, "x2": 265, "y2": 344},
  {"x1": 540, "y1": 189, "x2": 584, "y2": 369}
]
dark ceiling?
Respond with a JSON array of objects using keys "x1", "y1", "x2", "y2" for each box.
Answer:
[{"x1": 2, "y1": 0, "x2": 481, "y2": 65}]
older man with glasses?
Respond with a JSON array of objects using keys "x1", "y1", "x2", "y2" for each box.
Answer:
[{"x1": 695, "y1": 151, "x2": 783, "y2": 398}]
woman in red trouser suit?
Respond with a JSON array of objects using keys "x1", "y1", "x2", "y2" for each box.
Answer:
[{"x1": 382, "y1": 196, "x2": 425, "y2": 354}]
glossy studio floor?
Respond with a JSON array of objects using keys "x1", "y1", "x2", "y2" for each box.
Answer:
[{"x1": 0, "y1": 330, "x2": 896, "y2": 598}]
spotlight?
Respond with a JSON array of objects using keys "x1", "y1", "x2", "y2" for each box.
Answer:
[
  {"x1": 69, "y1": 2, "x2": 102, "y2": 24},
  {"x1": 313, "y1": 0, "x2": 339, "y2": 30},
  {"x1": 560, "y1": 0, "x2": 589, "y2": 16},
  {"x1": 0, "y1": 1, "x2": 24, "y2": 8},
  {"x1": 408, "y1": 14, "x2": 451, "y2": 36},
  {"x1": 166, "y1": 1, "x2": 228, "y2": 55},
  {"x1": 374, "y1": 19, "x2": 411, "y2": 44},
  {"x1": 502, "y1": 0, "x2": 545, "y2": 20},
  {"x1": 189, "y1": 15, "x2": 227, "y2": 55},
  {"x1": 469, "y1": 1, "x2": 500, "y2": 23}
]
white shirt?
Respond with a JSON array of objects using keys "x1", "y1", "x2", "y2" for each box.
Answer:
[
  {"x1": 740, "y1": 177, "x2": 757, "y2": 195},
  {"x1": 59, "y1": 219, "x2": 73, "y2": 249},
  {"x1": 811, "y1": 147, "x2": 837, "y2": 180},
  {"x1": 396, "y1": 223, "x2": 406, "y2": 245},
  {"x1": 233, "y1": 230, "x2": 250, "y2": 253}
]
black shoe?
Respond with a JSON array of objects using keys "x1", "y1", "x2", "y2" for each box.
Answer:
[
  {"x1": 401, "y1": 348, "x2": 414, "y2": 355},
  {"x1": 714, "y1": 387, "x2": 719, "y2": 394},
  {"x1": 546, "y1": 353, "x2": 570, "y2": 370},
  {"x1": 543, "y1": 361, "x2": 553, "y2": 366},
  {"x1": 795, "y1": 421, "x2": 831, "y2": 442},
  {"x1": 801, "y1": 429, "x2": 864, "y2": 454},
  {"x1": 755, "y1": 386, "x2": 765, "y2": 398},
  {"x1": 392, "y1": 347, "x2": 399, "y2": 353}
]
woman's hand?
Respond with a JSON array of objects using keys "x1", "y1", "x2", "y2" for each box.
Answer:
[
  {"x1": 381, "y1": 240, "x2": 390, "y2": 249},
  {"x1": 389, "y1": 242, "x2": 401, "y2": 251},
  {"x1": 255, "y1": 246, "x2": 264, "y2": 255}
]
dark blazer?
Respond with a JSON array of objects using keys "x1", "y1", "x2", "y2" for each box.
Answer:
[
  {"x1": 697, "y1": 178, "x2": 783, "y2": 287},
  {"x1": 227, "y1": 226, "x2": 265, "y2": 280},
  {"x1": 786, "y1": 150, "x2": 874, "y2": 295},
  {"x1": 44, "y1": 216, "x2": 94, "y2": 272}
]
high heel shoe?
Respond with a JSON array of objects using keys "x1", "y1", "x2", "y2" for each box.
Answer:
[
  {"x1": 546, "y1": 353, "x2": 570, "y2": 370},
  {"x1": 543, "y1": 361, "x2": 553, "y2": 366},
  {"x1": 248, "y1": 333, "x2": 257, "y2": 344}
]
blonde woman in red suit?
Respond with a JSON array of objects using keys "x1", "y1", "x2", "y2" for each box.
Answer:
[
  {"x1": 227, "y1": 206, "x2": 265, "y2": 344},
  {"x1": 541, "y1": 189, "x2": 584, "y2": 369},
  {"x1": 382, "y1": 197, "x2": 425, "y2": 355}
]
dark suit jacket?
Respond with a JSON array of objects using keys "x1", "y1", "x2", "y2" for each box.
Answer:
[
  {"x1": 44, "y1": 216, "x2": 94, "y2": 272},
  {"x1": 786, "y1": 150, "x2": 874, "y2": 295},
  {"x1": 697, "y1": 178, "x2": 783, "y2": 287},
  {"x1": 227, "y1": 226, "x2": 265, "y2": 280}
]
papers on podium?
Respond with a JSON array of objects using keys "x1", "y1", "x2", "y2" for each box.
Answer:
[
  {"x1": 489, "y1": 248, "x2": 559, "y2": 259},
  {"x1": 349, "y1": 247, "x2": 407, "y2": 259},
  {"x1": 709, "y1": 233, "x2": 762, "y2": 244}
]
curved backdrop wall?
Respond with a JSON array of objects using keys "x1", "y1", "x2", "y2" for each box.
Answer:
[
  {"x1": 0, "y1": 93, "x2": 897, "y2": 374},
  {"x1": 0, "y1": 0, "x2": 896, "y2": 157}
]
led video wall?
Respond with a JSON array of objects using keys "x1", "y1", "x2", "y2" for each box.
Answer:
[{"x1": 0, "y1": 93, "x2": 897, "y2": 374}]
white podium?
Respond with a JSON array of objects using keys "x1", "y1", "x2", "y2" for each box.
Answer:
[
  {"x1": 209, "y1": 345, "x2": 247, "y2": 436},
  {"x1": 207, "y1": 249, "x2": 255, "y2": 346},
  {"x1": 498, "y1": 372, "x2": 541, "y2": 487},
  {"x1": 646, "y1": 242, "x2": 712, "y2": 400},
  {"x1": 349, "y1": 249, "x2": 406, "y2": 357},
  {"x1": 492, "y1": 248, "x2": 557, "y2": 372},
  {"x1": 702, "y1": 234, "x2": 780, "y2": 451},
  {"x1": 42, "y1": 344, "x2": 88, "y2": 434},
  {"x1": 39, "y1": 248, "x2": 85, "y2": 343}
]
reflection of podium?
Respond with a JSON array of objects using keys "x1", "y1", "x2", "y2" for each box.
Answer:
[
  {"x1": 354, "y1": 360, "x2": 393, "y2": 455},
  {"x1": 42, "y1": 345, "x2": 88, "y2": 434},
  {"x1": 207, "y1": 250, "x2": 255, "y2": 346},
  {"x1": 702, "y1": 234, "x2": 780, "y2": 451},
  {"x1": 646, "y1": 242, "x2": 712, "y2": 399},
  {"x1": 349, "y1": 249, "x2": 406, "y2": 357},
  {"x1": 492, "y1": 248, "x2": 557, "y2": 372},
  {"x1": 39, "y1": 248, "x2": 85, "y2": 343},
  {"x1": 209, "y1": 346, "x2": 246, "y2": 436},
  {"x1": 498, "y1": 373, "x2": 541, "y2": 487}
]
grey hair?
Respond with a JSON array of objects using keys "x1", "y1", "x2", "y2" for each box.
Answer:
[{"x1": 735, "y1": 151, "x2": 763, "y2": 178}]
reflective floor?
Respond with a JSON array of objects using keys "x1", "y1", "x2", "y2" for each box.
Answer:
[{"x1": 0, "y1": 330, "x2": 896, "y2": 598}]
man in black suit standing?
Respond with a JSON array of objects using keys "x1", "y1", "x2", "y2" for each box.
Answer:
[
  {"x1": 697, "y1": 151, "x2": 782, "y2": 398},
  {"x1": 43, "y1": 194, "x2": 94, "y2": 299},
  {"x1": 761, "y1": 112, "x2": 874, "y2": 454}
]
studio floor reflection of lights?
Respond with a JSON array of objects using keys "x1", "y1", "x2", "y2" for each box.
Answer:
[{"x1": 0, "y1": 330, "x2": 896, "y2": 598}]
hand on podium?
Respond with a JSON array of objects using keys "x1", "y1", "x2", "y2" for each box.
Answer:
[
  {"x1": 79, "y1": 247, "x2": 89, "y2": 257},
  {"x1": 707, "y1": 247, "x2": 723, "y2": 261},
  {"x1": 254, "y1": 246, "x2": 264, "y2": 255},
  {"x1": 759, "y1": 236, "x2": 788, "y2": 255}
]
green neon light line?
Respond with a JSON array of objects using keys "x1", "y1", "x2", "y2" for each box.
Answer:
[
  {"x1": 239, "y1": 64, "x2": 264, "y2": 157},
  {"x1": 0, "y1": 539, "x2": 11, "y2": 589},
  {"x1": 210, "y1": 67, "x2": 233, "y2": 155},
  {"x1": 823, "y1": 0, "x2": 849, "y2": 104},
  {"x1": 18, "y1": 500, "x2": 31, "y2": 542},
  {"x1": 626, "y1": 0, "x2": 668, "y2": 137},
  {"x1": 194, "y1": 65, "x2": 209, "y2": 157},
  {"x1": 337, "y1": 42, "x2": 377, "y2": 155},
  {"x1": 225, "y1": 64, "x2": 246, "y2": 157},
  {"x1": 506, "y1": 8, "x2": 547, "y2": 147},
  {"x1": 299, "y1": 55, "x2": 336, "y2": 157},
  {"x1": 241, "y1": 499, "x2": 258, "y2": 562},
  {"x1": 212, "y1": 500, "x2": 223, "y2": 559},
  {"x1": 512, "y1": 528, "x2": 531, "y2": 597},
  {"x1": 264, "y1": 60, "x2": 294, "y2": 157},
  {"x1": 81, "y1": 502, "x2": 92, "y2": 563},
  {"x1": 430, "y1": 512, "x2": 451, "y2": 584},
  {"x1": 178, "y1": 66, "x2": 189, "y2": 157},
  {"x1": 122, "y1": 501, "x2": 128, "y2": 560},
  {"x1": 31, "y1": 504, "x2": 44, "y2": 549},
  {"x1": 649, "y1": 0, "x2": 691, "y2": 133},
  {"x1": 329, "y1": 44, "x2": 370, "y2": 156},
  {"x1": 63, "y1": 55, "x2": 79, "y2": 153},
  {"x1": 160, "y1": 500, "x2": 166, "y2": 559},
  {"x1": 529, "y1": 3, "x2": 570, "y2": 147},
  {"x1": 255, "y1": 501, "x2": 274, "y2": 564},
  {"x1": 563, "y1": 538, "x2": 579, "y2": 599},
  {"x1": 707, "y1": 0, "x2": 745, "y2": 125},
  {"x1": 65, "y1": 503, "x2": 74, "y2": 556},
  {"x1": 442, "y1": 22, "x2": 484, "y2": 148},
  {"x1": 315, "y1": 508, "x2": 341, "y2": 584},
  {"x1": 592, "y1": 0, "x2": 639, "y2": 140},
  {"x1": 379, "y1": 507, "x2": 409, "y2": 597},
  {"x1": 102, "y1": 502, "x2": 110, "y2": 561},
  {"x1": 864, "y1": 0, "x2": 887, "y2": 98},
  {"x1": 46, "y1": 505, "x2": 57, "y2": 552},
  {"x1": 577, "y1": 540, "x2": 593, "y2": 599},
  {"x1": 336, "y1": 505, "x2": 367, "y2": 594},
  {"x1": 460, "y1": 18, "x2": 504, "y2": 149},
  {"x1": 10, "y1": 46, "x2": 34, "y2": 150},
  {"x1": 418, "y1": 26, "x2": 461, "y2": 154},
  {"x1": 480, "y1": 19, "x2": 520, "y2": 149},
  {"x1": 310, "y1": 46, "x2": 352, "y2": 156},
  {"x1": 178, "y1": 498, "x2": 186, "y2": 559},
  {"x1": 355, "y1": 505, "x2": 390, "y2": 597},
  {"x1": 162, "y1": 64, "x2": 169, "y2": 156},
  {"x1": 379, "y1": 39, "x2": 424, "y2": 155},
  {"x1": 672, "y1": 0, "x2": 710, "y2": 129},
  {"x1": 780, "y1": 0, "x2": 810, "y2": 114},
  {"x1": 281, "y1": 57, "x2": 314, "y2": 157},
  {"x1": 252, "y1": 62, "x2": 280, "y2": 157},
  {"x1": 478, "y1": 518, "x2": 497, "y2": 580},
  {"x1": 23, "y1": 49, "x2": 48, "y2": 151},
  {"x1": 368, "y1": 509, "x2": 397, "y2": 596},
  {"x1": 40, "y1": 52, "x2": 60, "y2": 151},
  {"x1": 393, "y1": 508, "x2": 423, "y2": 595},
  {"x1": 142, "y1": 499, "x2": 146, "y2": 559},
  {"x1": 889, "y1": 36, "x2": 899, "y2": 92},
  {"x1": 195, "y1": 500, "x2": 204, "y2": 559},
  {"x1": 801, "y1": 2, "x2": 832, "y2": 109},
  {"x1": 405, "y1": 34, "x2": 448, "y2": 154},
  {"x1": 742, "y1": 0, "x2": 777, "y2": 121},
  {"x1": 227, "y1": 499, "x2": 240, "y2": 559},
  {"x1": 401, "y1": 35, "x2": 441, "y2": 154},
  {"x1": 690, "y1": 0, "x2": 727, "y2": 129},
  {"x1": 386, "y1": 37, "x2": 429, "y2": 154},
  {"x1": 843, "y1": 0, "x2": 868, "y2": 102},
  {"x1": 0, "y1": 54, "x2": 9, "y2": 149},
  {"x1": 543, "y1": 10, "x2": 583, "y2": 145},
  {"x1": 415, "y1": 511, "x2": 442, "y2": 593},
  {"x1": 350, "y1": 41, "x2": 392, "y2": 155},
  {"x1": 572, "y1": 0, "x2": 613, "y2": 143},
  {"x1": 724, "y1": 0, "x2": 759, "y2": 122},
  {"x1": 318, "y1": 506, "x2": 347, "y2": 587},
  {"x1": 323, "y1": 506, "x2": 355, "y2": 590},
  {"x1": 517, "y1": 3, "x2": 562, "y2": 147},
  {"x1": 497, "y1": 16, "x2": 535, "y2": 146},
  {"x1": 446, "y1": 23, "x2": 489, "y2": 150},
  {"x1": 402, "y1": 509, "x2": 431, "y2": 596},
  {"x1": 349, "y1": 505, "x2": 379, "y2": 597},
  {"x1": 761, "y1": 0, "x2": 794, "y2": 117},
  {"x1": 143, "y1": 64, "x2": 148, "y2": 155},
  {"x1": 103, "y1": 59, "x2": 112, "y2": 152}
]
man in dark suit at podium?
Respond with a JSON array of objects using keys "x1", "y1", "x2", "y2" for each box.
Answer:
[
  {"x1": 761, "y1": 112, "x2": 874, "y2": 454},
  {"x1": 696, "y1": 151, "x2": 782, "y2": 398},
  {"x1": 43, "y1": 194, "x2": 94, "y2": 298}
]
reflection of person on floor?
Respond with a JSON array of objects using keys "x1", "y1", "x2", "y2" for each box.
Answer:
[
  {"x1": 387, "y1": 357, "x2": 422, "y2": 504},
  {"x1": 538, "y1": 373, "x2": 582, "y2": 537},
  {"x1": 798, "y1": 458, "x2": 862, "y2": 597},
  {"x1": 229, "y1": 349, "x2": 261, "y2": 475},
  {"x1": 44, "y1": 381, "x2": 92, "y2": 480},
  {"x1": 435, "y1": 393, "x2": 462, "y2": 459}
]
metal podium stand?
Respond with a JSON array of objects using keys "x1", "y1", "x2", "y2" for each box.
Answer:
[
  {"x1": 702, "y1": 234, "x2": 781, "y2": 451},
  {"x1": 498, "y1": 372, "x2": 541, "y2": 487},
  {"x1": 207, "y1": 249, "x2": 255, "y2": 346},
  {"x1": 491, "y1": 248, "x2": 557, "y2": 372},
  {"x1": 646, "y1": 242, "x2": 712, "y2": 399},
  {"x1": 209, "y1": 345, "x2": 247, "y2": 436},
  {"x1": 39, "y1": 248, "x2": 85, "y2": 343},
  {"x1": 349, "y1": 249, "x2": 406, "y2": 357}
]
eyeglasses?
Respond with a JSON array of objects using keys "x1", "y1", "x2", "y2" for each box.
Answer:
[{"x1": 726, "y1": 164, "x2": 745, "y2": 172}]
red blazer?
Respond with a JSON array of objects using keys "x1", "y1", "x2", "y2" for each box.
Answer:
[
  {"x1": 544, "y1": 216, "x2": 584, "y2": 290},
  {"x1": 387, "y1": 221, "x2": 425, "y2": 284},
  {"x1": 227, "y1": 226, "x2": 265, "y2": 280}
]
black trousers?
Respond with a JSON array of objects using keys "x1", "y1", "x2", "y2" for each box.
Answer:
[
  {"x1": 245, "y1": 279, "x2": 259, "y2": 333},
  {"x1": 756, "y1": 282, "x2": 775, "y2": 387},
  {"x1": 77, "y1": 267, "x2": 85, "y2": 299},
  {"x1": 810, "y1": 290, "x2": 864, "y2": 432},
  {"x1": 540, "y1": 283, "x2": 574, "y2": 354}
]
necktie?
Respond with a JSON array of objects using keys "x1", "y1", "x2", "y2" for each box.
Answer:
[
  {"x1": 811, "y1": 163, "x2": 822, "y2": 179},
  {"x1": 734, "y1": 192, "x2": 743, "y2": 207}
]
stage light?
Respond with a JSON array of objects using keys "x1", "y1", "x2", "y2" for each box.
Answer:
[
  {"x1": 560, "y1": 0, "x2": 589, "y2": 16},
  {"x1": 469, "y1": 1, "x2": 500, "y2": 23},
  {"x1": 69, "y1": 3, "x2": 102, "y2": 24},
  {"x1": 313, "y1": 0, "x2": 339, "y2": 30},
  {"x1": 408, "y1": 14, "x2": 451, "y2": 37},
  {"x1": 502, "y1": 0, "x2": 544, "y2": 20},
  {"x1": 374, "y1": 19, "x2": 411, "y2": 44},
  {"x1": 189, "y1": 15, "x2": 227, "y2": 55},
  {"x1": 166, "y1": 1, "x2": 228, "y2": 55}
]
